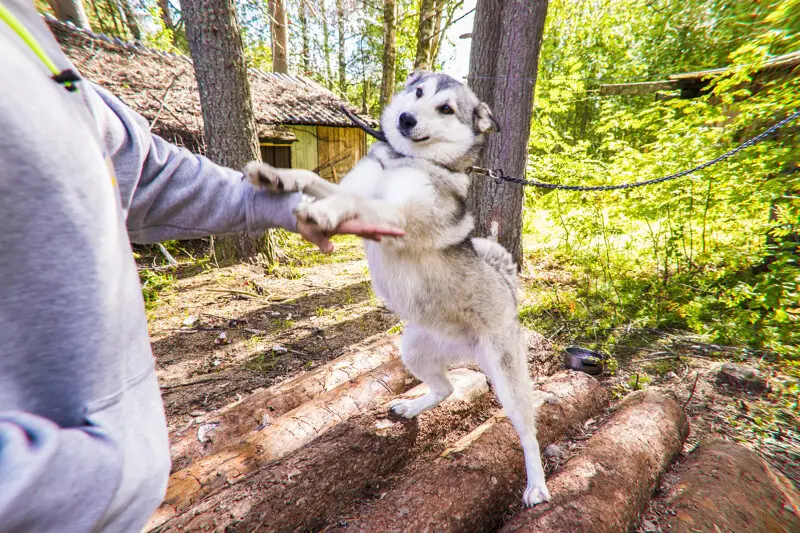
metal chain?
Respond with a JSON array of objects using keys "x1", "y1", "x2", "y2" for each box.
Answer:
[{"x1": 469, "y1": 110, "x2": 800, "y2": 191}]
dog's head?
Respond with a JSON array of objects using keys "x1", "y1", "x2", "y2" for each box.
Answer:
[{"x1": 381, "y1": 71, "x2": 499, "y2": 169}]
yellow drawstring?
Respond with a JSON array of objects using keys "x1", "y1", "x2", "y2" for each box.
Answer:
[{"x1": 0, "y1": 4, "x2": 79, "y2": 91}]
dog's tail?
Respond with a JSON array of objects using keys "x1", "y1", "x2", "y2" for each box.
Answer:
[{"x1": 471, "y1": 237, "x2": 518, "y2": 301}]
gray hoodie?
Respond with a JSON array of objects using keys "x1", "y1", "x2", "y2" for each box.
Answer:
[{"x1": 0, "y1": 1, "x2": 301, "y2": 530}]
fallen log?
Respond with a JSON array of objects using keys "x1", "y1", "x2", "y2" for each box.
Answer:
[
  {"x1": 151, "y1": 369, "x2": 492, "y2": 533},
  {"x1": 147, "y1": 357, "x2": 415, "y2": 529},
  {"x1": 659, "y1": 439, "x2": 799, "y2": 533},
  {"x1": 501, "y1": 390, "x2": 689, "y2": 533},
  {"x1": 169, "y1": 336, "x2": 399, "y2": 471},
  {"x1": 333, "y1": 371, "x2": 609, "y2": 533}
]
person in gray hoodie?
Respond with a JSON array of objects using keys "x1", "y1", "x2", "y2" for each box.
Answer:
[{"x1": 0, "y1": 1, "x2": 400, "y2": 531}]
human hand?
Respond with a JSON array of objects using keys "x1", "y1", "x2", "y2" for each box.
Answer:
[{"x1": 296, "y1": 218, "x2": 404, "y2": 253}]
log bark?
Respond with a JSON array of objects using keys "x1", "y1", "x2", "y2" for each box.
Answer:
[
  {"x1": 169, "y1": 337, "x2": 400, "y2": 471},
  {"x1": 502, "y1": 390, "x2": 689, "y2": 533},
  {"x1": 467, "y1": 0, "x2": 549, "y2": 266},
  {"x1": 47, "y1": 0, "x2": 90, "y2": 28},
  {"x1": 182, "y1": 0, "x2": 272, "y2": 262},
  {"x1": 147, "y1": 358, "x2": 416, "y2": 529},
  {"x1": 414, "y1": 0, "x2": 436, "y2": 69},
  {"x1": 379, "y1": 0, "x2": 397, "y2": 110},
  {"x1": 659, "y1": 440, "x2": 800, "y2": 533},
  {"x1": 152, "y1": 369, "x2": 491, "y2": 533},
  {"x1": 269, "y1": 0, "x2": 289, "y2": 74},
  {"x1": 336, "y1": 371, "x2": 609, "y2": 533}
]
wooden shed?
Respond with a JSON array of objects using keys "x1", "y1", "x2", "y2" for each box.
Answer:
[
  {"x1": 47, "y1": 15, "x2": 375, "y2": 181},
  {"x1": 599, "y1": 50, "x2": 800, "y2": 99}
]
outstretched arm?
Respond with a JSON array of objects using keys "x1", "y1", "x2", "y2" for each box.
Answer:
[{"x1": 85, "y1": 84, "x2": 302, "y2": 244}]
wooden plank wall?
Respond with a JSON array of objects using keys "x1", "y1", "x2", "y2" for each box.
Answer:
[
  {"x1": 316, "y1": 126, "x2": 367, "y2": 182},
  {"x1": 288, "y1": 125, "x2": 318, "y2": 171}
]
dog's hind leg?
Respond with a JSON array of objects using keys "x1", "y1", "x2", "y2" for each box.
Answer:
[
  {"x1": 389, "y1": 325, "x2": 454, "y2": 419},
  {"x1": 477, "y1": 330, "x2": 550, "y2": 507}
]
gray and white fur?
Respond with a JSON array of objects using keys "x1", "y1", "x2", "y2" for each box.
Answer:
[{"x1": 243, "y1": 71, "x2": 551, "y2": 506}]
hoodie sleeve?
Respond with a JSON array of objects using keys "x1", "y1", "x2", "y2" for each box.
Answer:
[
  {"x1": 85, "y1": 84, "x2": 301, "y2": 244},
  {"x1": 0, "y1": 413, "x2": 121, "y2": 533}
]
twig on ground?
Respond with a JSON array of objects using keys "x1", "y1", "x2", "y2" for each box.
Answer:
[
  {"x1": 161, "y1": 376, "x2": 230, "y2": 392},
  {"x1": 630, "y1": 355, "x2": 680, "y2": 364},
  {"x1": 157, "y1": 243, "x2": 179, "y2": 267},
  {"x1": 683, "y1": 372, "x2": 700, "y2": 409},
  {"x1": 547, "y1": 326, "x2": 565, "y2": 341},
  {"x1": 206, "y1": 288, "x2": 266, "y2": 299},
  {"x1": 137, "y1": 264, "x2": 175, "y2": 272}
]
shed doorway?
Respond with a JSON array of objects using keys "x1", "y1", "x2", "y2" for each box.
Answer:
[{"x1": 260, "y1": 145, "x2": 292, "y2": 168}]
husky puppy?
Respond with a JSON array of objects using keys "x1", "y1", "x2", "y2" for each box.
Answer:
[{"x1": 244, "y1": 71, "x2": 551, "y2": 506}]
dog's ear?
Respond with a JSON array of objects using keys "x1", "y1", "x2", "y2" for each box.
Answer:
[
  {"x1": 474, "y1": 102, "x2": 500, "y2": 134},
  {"x1": 405, "y1": 70, "x2": 431, "y2": 88}
]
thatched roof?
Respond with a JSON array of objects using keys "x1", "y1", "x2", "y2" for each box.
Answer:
[{"x1": 45, "y1": 15, "x2": 376, "y2": 149}]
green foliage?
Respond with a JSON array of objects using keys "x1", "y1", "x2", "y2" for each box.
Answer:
[
  {"x1": 626, "y1": 373, "x2": 651, "y2": 391},
  {"x1": 525, "y1": 0, "x2": 800, "y2": 364},
  {"x1": 139, "y1": 269, "x2": 174, "y2": 310},
  {"x1": 142, "y1": 4, "x2": 187, "y2": 54}
]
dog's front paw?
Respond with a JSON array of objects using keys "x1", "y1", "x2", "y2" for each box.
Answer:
[
  {"x1": 387, "y1": 398, "x2": 424, "y2": 419},
  {"x1": 522, "y1": 483, "x2": 551, "y2": 507},
  {"x1": 293, "y1": 202, "x2": 340, "y2": 232},
  {"x1": 244, "y1": 162, "x2": 299, "y2": 193}
]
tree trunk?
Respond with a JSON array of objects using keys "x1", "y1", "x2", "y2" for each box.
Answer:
[
  {"x1": 428, "y1": 0, "x2": 445, "y2": 68},
  {"x1": 87, "y1": 0, "x2": 109, "y2": 33},
  {"x1": 430, "y1": 0, "x2": 460, "y2": 69},
  {"x1": 118, "y1": 0, "x2": 140, "y2": 40},
  {"x1": 320, "y1": 0, "x2": 334, "y2": 88},
  {"x1": 501, "y1": 390, "x2": 689, "y2": 533},
  {"x1": 335, "y1": 0, "x2": 347, "y2": 93},
  {"x1": 157, "y1": 0, "x2": 174, "y2": 30},
  {"x1": 298, "y1": 0, "x2": 311, "y2": 75},
  {"x1": 182, "y1": 0, "x2": 272, "y2": 263},
  {"x1": 467, "y1": 0, "x2": 549, "y2": 266},
  {"x1": 414, "y1": 0, "x2": 436, "y2": 69},
  {"x1": 379, "y1": 0, "x2": 397, "y2": 110},
  {"x1": 47, "y1": 0, "x2": 90, "y2": 29},
  {"x1": 268, "y1": 0, "x2": 289, "y2": 74},
  {"x1": 105, "y1": 0, "x2": 124, "y2": 36}
]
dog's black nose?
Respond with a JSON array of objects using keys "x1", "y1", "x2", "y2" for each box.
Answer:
[{"x1": 399, "y1": 112, "x2": 417, "y2": 131}]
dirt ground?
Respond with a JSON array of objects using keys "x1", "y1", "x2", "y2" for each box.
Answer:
[{"x1": 140, "y1": 234, "x2": 799, "y2": 510}]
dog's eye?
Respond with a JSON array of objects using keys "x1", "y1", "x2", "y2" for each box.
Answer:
[
  {"x1": 439, "y1": 104, "x2": 454, "y2": 115},
  {"x1": 416, "y1": 87, "x2": 423, "y2": 98}
]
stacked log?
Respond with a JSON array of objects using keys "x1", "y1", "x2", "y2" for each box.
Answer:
[
  {"x1": 333, "y1": 371, "x2": 609, "y2": 533},
  {"x1": 658, "y1": 439, "x2": 799, "y2": 533},
  {"x1": 502, "y1": 390, "x2": 689, "y2": 533},
  {"x1": 169, "y1": 337, "x2": 399, "y2": 471},
  {"x1": 152, "y1": 369, "x2": 491, "y2": 532}
]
